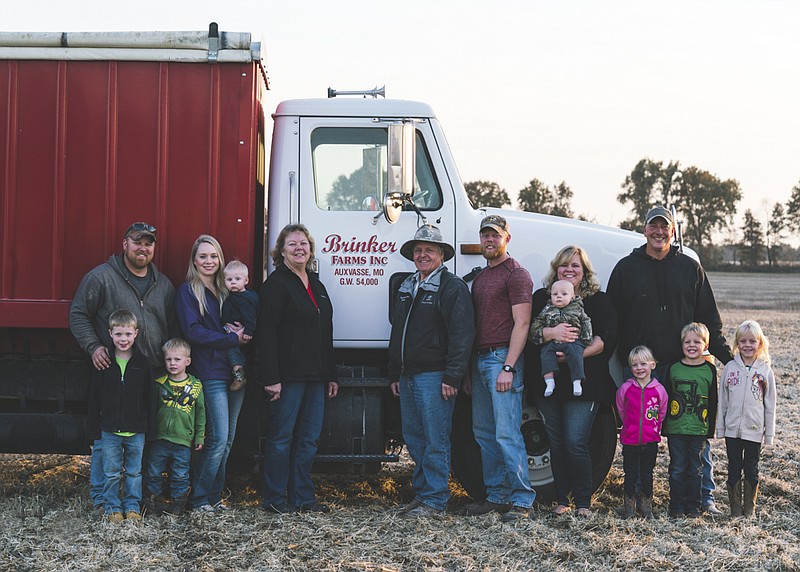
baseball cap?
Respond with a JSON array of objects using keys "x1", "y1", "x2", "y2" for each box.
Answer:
[
  {"x1": 479, "y1": 214, "x2": 509, "y2": 234},
  {"x1": 125, "y1": 222, "x2": 157, "y2": 242},
  {"x1": 644, "y1": 206, "x2": 674, "y2": 226}
]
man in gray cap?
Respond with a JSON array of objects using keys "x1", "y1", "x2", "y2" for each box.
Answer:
[
  {"x1": 607, "y1": 205, "x2": 732, "y2": 515},
  {"x1": 388, "y1": 225, "x2": 475, "y2": 517},
  {"x1": 467, "y1": 214, "x2": 536, "y2": 522},
  {"x1": 69, "y1": 221, "x2": 177, "y2": 518}
]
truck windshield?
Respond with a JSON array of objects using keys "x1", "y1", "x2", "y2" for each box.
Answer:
[{"x1": 311, "y1": 127, "x2": 442, "y2": 211}]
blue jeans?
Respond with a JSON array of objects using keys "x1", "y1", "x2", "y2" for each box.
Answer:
[
  {"x1": 145, "y1": 440, "x2": 192, "y2": 498},
  {"x1": 101, "y1": 431, "x2": 145, "y2": 514},
  {"x1": 725, "y1": 437, "x2": 761, "y2": 488},
  {"x1": 191, "y1": 379, "x2": 245, "y2": 508},
  {"x1": 89, "y1": 439, "x2": 105, "y2": 506},
  {"x1": 701, "y1": 439, "x2": 716, "y2": 505},
  {"x1": 667, "y1": 435, "x2": 704, "y2": 514},
  {"x1": 227, "y1": 347, "x2": 246, "y2": 369},
  {"x1": 535, "y1": 397, "x2": 598, "y2": 509},
  {"x1": 471, "y1": 349, "x2": 535, "y2": 509},
  {"x1": 262, "y1": 381, "x2": 325, "y2": 508},
  {"x1": 399, "y1": 371, "x2": 456, "y2": 511}
]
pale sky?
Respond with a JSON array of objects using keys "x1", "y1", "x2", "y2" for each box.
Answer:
[{"x1": 5, "y1": 0, "x2": 799, "y2": 233}]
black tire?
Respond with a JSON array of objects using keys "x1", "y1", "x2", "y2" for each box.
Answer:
[{"x1": 450, "y1": 392, "x2": 618, "y2": 504}]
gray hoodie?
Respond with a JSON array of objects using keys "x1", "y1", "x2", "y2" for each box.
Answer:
[
  {"x1": 716, "y1": 354, "x2": 777, "y2": 445},
  {"x1": 69, "y1": 254, "x2": 176, "y2": 370}
]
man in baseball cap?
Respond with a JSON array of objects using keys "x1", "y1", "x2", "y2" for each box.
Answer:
[
  {"x1": 644, "y1": 206, "x2": 674, "y2": 228},
  {"x1": 479, "y1": 214, "x2": 509, "y2": 235},
  {"x1": 125, "y1": 222, "x2": 157, "y2": 242}
]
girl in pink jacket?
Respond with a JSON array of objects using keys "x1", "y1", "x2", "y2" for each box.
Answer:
[{"x1": 616, "y1": 345, "x2": 669, "y2": 518}]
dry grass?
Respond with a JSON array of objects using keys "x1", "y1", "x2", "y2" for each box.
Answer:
[{"x1": 2, "y1": 291, "x2": 799, "y2": 570}]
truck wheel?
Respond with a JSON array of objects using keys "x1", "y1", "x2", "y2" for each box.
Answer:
[{"x1": 451, "y1": 392, "x2": 617, "y2": 504}]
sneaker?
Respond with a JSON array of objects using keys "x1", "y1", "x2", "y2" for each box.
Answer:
[
  {"x1": 229, "y1": 369, "x2": 247, "y2": 392},
  {"x1": 263, "y1": 503, "x2": 298, "y2": 515},
  {"x1": 576, "y1": 507, "x2": 592, "y2": 518},
  {"x1": 552, "y1": 504, "x2": 570, "y2": 516},
  {"x1": 299, "y1": 502, "x2": 330, "y2": 513},
  {"x1": 702, "y1": 502, "x2": 723, "y2": 516},
  {"x1": 213, "y1": 501, "x2": 233, "y2": 512},
  {"x1": 105, "y1": 512, "x2": 124, "y2": 523},
  {"x1": 193, "y1": 504, "x2": 216, "y2": 514},
  {"x1": 500, "y1": 506, "x2": 531, "y2": 523},
  {"x1": 405, "y1": 503, "x2": 444, "y2": 518},
  {"x1": 464, "y1": 500, "x2": 511, "y2": 516},
  {"x1": 125, "y1": 511, "x2": 142, "y2": 521}
]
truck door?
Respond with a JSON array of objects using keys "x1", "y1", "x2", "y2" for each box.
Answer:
[{"x1": 297, "y1": 118, "x2": 455, "y2": 348}]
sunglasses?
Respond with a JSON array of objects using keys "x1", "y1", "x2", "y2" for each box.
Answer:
[{"x1": 128, "y1": 222, "x2": 157, "y2": 234}]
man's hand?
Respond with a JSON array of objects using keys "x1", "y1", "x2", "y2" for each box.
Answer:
[
  {"x1": 265, "y1": 383, "x2": 282, "y2": 401},
  {"x1": 194, "y1": 443, "x2": 204, "y2": 451},
  {"x1": 496, "y1": 369, "x2": 513, "y2": 392},
  {"x1": 390, "y1": 381, "x2": 400, "y2": 397},
  {"x1": 327, "y1": 382, "x2": 339, "y2": 398},
  {"x1": 91, "y1": 346, "x2": 112, "y2": 370},
  {"x1": 441, "y1": 384, "x2": 457, "y2": 400}
]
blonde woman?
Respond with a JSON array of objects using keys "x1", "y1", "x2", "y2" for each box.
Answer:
[{"x1": 176, "y1": 235, "x2": 246, "y2": 513}]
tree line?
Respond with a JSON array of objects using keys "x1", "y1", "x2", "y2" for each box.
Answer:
[{"x1": 465, "y1": 158, "x2": 800, "y2": 270}]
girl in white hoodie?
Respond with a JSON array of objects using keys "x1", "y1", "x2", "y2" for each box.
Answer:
[{"x1": 716, "y1": 320, "x2": 776, "y2": 517}]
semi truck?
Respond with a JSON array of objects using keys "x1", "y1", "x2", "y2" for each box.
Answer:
[{"x1": 0, "y1": 25, "x2": 642, "y2": 501}]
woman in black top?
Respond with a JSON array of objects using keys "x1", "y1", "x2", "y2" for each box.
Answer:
[
  {"x1": 257, "y1": 224, "x2": 338, "y2": 513},
  {"x1": 526, "y1": 245, "x2": 617, "y2": 516}
]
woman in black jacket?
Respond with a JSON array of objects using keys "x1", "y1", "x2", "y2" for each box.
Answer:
[
  {"x1": 526, "y1": 245, "x2": 618, "y2": 517},
  {"x1": 257, "y1": 224, "x2": 338, "y2": 513}
]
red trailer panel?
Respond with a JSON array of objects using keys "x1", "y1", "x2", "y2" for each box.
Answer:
[{"x1": 0, "y1": 57, "x2": 267, "y2": 332}]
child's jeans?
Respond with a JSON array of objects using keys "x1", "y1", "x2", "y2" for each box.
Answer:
[
  {"x1": 145, "y1": 439, "x2": 192, "y2": 498},
  {"x1": 101, "y1": 431, "x2": 145, "y2": 514},
  {"x1": 667, "y1": 434, "x2": 705, "y2": 514},
  {"x1": 226, "y1": 347, "x2": 246, "y2": 369},
  {"x1": 725, "y1": 437, "x2": 761, "y2": 487},
  {"x1": 623, "y1": 442, "x2": 658, "y2": 497}
]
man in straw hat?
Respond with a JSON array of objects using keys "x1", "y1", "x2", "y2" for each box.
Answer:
[
  {"x1": 389, "y1": 225, "x2": 475, "y2": 517},
  {"x1": 466, "y1": 214, "x2": 536, "y2": 522}
]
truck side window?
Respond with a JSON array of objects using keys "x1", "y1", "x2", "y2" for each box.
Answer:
[{"x1": 311, "y1": 127, "x2": 442, "y2": 211}]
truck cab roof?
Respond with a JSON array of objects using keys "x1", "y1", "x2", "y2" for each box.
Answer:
[{"x1": 274, "y1": 98, "x2": 436, "y2": 119}]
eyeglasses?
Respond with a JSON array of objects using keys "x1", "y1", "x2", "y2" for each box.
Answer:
[{"x1": 128, "y1": 222, "x2": 156, "y2": 234}]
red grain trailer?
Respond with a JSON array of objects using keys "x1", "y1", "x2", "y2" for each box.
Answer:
[{"x1": 0, "y1": 26, "x2": 268, "y2": 453}]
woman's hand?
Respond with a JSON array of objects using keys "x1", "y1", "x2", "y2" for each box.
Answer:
[
  {"x1": 265, "y1": 383, "x2": 282, "y2": 401},
  {"x1": 327, "y1": 382, "x2": 339, "y2": 398},
  {"x1": 390, "y1": 381, "x2": 400, "y2": 397},
  {"x1": 543, "y1": 323, "x2": 579, "y2": 344},
  {"x1": 225, "y1": 322, "x2": 247, "y2": 344}
]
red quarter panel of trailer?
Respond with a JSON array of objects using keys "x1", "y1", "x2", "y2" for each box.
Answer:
[{"x1": 0, "y1": 59, "x2": 265, "y2": 333}]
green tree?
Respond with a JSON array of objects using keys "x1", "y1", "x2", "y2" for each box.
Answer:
[
  {"x1": 787, "y1": 180, "x2": 800, "y2": 232},
  {"x1": 766, "y1": 202, "x2": 787, "y2": 267},
  {"x1": 327, "y1": 167, "x2": 367, "y2": 210},
  {"x1": 740, "y1": 209, "x2": 765, "y2": 268},
  {"x1": 464, "y1": 180, "x2": 510, "y2": 208},
  {"x1": 517, "y1": 179, "x2": 574, "y2": 218},
  {"x1": 617, "y1": 158, "x2": 681, "y2": 230},
  {"x1": 670, "y1": 166, "x2": 741, "y2": 262}
]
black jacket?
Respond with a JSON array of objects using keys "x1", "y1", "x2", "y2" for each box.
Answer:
[
  {"x1": 221, "y1": 289, "x2": 259, "y2": 336},
  {"x1": 607, "y1": 245, "x2": 732, "y2": 367},
  {"x1": 388, "y1": 267, "x2": 475, "y2": 388},
  {"x1": 257, "y1": 265, "x2": 335, "y2": 386},
  {"x1": 86, "y1": 348, "x2": 156, "y2": 443}
]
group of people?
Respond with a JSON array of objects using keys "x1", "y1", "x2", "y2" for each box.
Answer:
[
  {"x1": 69, "y1": 204, "x2": 778, "y2": 523},
  {"x1": 70, "y1": 223, "x2": 335, "y2": 521}
]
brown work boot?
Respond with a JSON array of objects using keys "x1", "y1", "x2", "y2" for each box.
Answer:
[
  {"x1": 617, "y1": 495, "x2": 635, "y2": 519},
  {"x1": 229, "y1": 368, "x2": 247, "y2": 392},
  {"x1": 640, "y1": 495, "x2": 654, "y2": 519},
  {"x1": 729, "y1": 480, "x2": 743, "y2": 517},
  {"x1": 743, "y1": 480, "x2": 759, "y2": 517}
]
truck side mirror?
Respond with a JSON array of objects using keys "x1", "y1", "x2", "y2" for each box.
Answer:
[{"x1": 384, "y1": 122, "x2": 416, "y2": 224}]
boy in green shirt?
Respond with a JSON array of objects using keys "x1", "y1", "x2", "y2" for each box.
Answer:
[
  {"x1": 144, "y1": 338, "x2": 206, "y2": 516},
  {"x1": 663, "y1": 322, "x2": 718, "y2": 518}
]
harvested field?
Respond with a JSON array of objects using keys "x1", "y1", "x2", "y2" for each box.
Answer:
[{"x1": 2, "y1": 274, "x2": 799, "y2": 571}]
